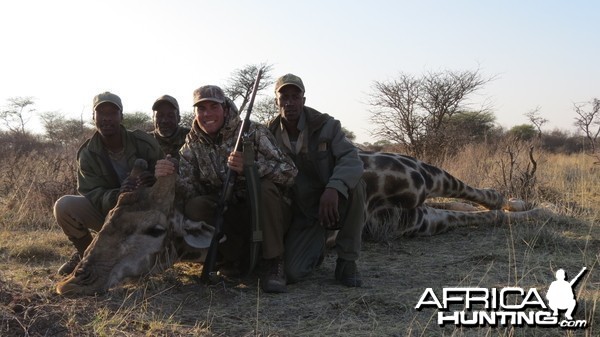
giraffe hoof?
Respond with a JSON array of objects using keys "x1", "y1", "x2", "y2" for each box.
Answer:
[{"x1": 505, "y1": 198, "x2": 528, "y2": 212}]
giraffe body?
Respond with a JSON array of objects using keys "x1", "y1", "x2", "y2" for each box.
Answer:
[{"x1": 360, "y1": 151, "x2": 548, "y2": 238}]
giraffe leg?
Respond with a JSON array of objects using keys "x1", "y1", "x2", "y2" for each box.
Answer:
[
  {"x1": 365, "y1": 206, "x2": 470, "y2": 238},
  {"x1": 424, "y1": 201, "x2": 480, "y2": 211},
  {"x1": 412, "y1": 206, "x2": 506, "y2": 236},
  {"x1": 424, "y1": 168, "x2": 536, "y2": 212},
  {"x1": 366, "y1": 205, "x2": 552, "y2": 238},
  {"x1": 418, "y1": 162, "x2": 506, "y2": 210},
  {"x1": 417, "y1": 206, "x2": 552, "y2": 235}
]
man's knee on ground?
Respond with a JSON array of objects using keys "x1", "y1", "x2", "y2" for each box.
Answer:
[{"x1": 284, "y1": 253, "x2": 322, "y2": 284}]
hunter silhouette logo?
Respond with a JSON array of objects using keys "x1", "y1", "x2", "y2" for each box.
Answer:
[
  {"x1": 415, "y1": 267, "x2": 589, "y2": 329},
  {"x1": 546, "y1": 267, "x2": 587, "y2": 321}
]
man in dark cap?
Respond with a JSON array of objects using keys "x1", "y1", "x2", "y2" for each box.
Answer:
[
  {"x1": 54, "y1": 91, "x2": 164, "y2": 275},
  {"x1": 149, "y1": 94, "x2": 190, "y2": 160},
  {"x1": 267, "y1": 74, "x2": 366, "y2": 287}
]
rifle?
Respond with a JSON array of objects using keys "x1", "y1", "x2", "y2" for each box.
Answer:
[
  {"x1": 201, "y1": 68, "x2": 264, "y2": 284},
  {"x1": 569, "y1": 267, "x2": 587, "y2": 287}
]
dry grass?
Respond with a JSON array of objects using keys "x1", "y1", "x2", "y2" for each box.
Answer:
[{"x1": 1, "y1": 145, "x2": 599, "y2": 336}]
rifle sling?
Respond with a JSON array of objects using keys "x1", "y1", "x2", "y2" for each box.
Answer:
[{"x1": 243, "y1": 138, "x2": 263, "y2": 276}]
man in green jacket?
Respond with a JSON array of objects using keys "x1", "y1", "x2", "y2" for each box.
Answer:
[
  {"x1": 149, "y1": 94, "x2": 190, "y2": 160},
  {"x1": 54, "y1": 91, "x2": 164, "y2": 275},
  {"x1": 267, "y1": 74, "x2": 366, "y2": 287}
]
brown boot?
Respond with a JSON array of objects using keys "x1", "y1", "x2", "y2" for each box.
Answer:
[
  {"x1": 57, "y1": 233, "x2": 93, "y2": 275},
  {"x1": 72, "y1": 232, "x2": 93, "y2": 256},
  {"x1": 58, "y1": 251, "x2": 81, "y2": 276},
  {"x1": 261, "y1": 256, "x2": 287, "y2": 293}
]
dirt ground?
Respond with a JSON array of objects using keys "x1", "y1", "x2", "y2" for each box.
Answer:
[{"x1": 1, "y1": 216, "x2": 598, "y2": 337}]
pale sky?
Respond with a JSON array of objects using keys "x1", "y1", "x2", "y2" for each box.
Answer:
[{"x1": 1, "y1": 0, "x2": 598, "y2": 143}]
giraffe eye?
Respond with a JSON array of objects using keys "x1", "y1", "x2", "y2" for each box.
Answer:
[{"x1": 144, "y1": 225, "x2": 166, "y2": 238}]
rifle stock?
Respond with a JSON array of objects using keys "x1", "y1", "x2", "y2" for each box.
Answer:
[{"x1": 201, "y1": 68, "x2": 264, "y2": 284}]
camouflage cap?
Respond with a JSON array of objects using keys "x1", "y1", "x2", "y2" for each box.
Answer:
[
  {"x1": 275, "y1": 73, "x2": 305, "y2": 93},
  {"x1": 193, "y1": 85, "x2": 225, "y2": 106},
  {"x1": 93, "y1": 91, "x2": 123, "y2": 111},
  {"x1": 152, "y1": 94, "x2": 179, "y2": 111}
]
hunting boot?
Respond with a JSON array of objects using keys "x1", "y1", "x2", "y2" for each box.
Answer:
[
  {"x1": 335, "y1": 258, "x2": 362, "y2": 287},
  {"x1": 261, "y1": 256, "x2": 287, "y2": 293},
  {"x1": 57, "y1": 233, "x2": 93, "y2": 276}
]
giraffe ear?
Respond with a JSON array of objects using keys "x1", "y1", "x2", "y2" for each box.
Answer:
[{"x1": 179, "y1": 219, "x2": 214, "y2": 249}]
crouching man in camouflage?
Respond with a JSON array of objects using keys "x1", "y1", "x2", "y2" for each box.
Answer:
[{"x1": 155, "y1": 85, "x2": 297, "y2": 293}]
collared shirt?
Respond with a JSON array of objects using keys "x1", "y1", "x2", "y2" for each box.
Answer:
[{"x1": 279, "y1": 112, "x2": 307, "y2": 155}]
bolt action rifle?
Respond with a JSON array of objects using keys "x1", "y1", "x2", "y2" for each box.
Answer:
[{"x1": 201, "y1": 68, "x2": 263, "y2": 284}]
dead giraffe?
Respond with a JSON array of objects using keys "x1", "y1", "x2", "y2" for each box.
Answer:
[
  {"x1": 359, "y1": 151, "x2": 550, "y2": 239},
  {"x1": 56, "y1": 153, "x2": 552, "y2": 295}
]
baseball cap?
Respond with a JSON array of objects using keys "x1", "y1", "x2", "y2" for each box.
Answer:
[
  {"x1": 193, "y1": 85, "x2": 225, "y2": 106},
  {"x1": 152, "y1": 94, "x2": 179, "y2": 111},
  {"x1": 93, "y1": 92, "x2": 123, "y2": 111},
  {"x1": 274, "y1": 73, "x2": 305, "y2": 93}
]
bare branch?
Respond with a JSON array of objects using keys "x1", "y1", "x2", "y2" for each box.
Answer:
[
  {"x1": 573, "y1": 98, "x2": 600, "y2": 154},
  {"x1": 368, "y1": 69, "x2": 492, "y2": 160},
  {"x1": 1, "y1": 97, "x2": 36, "y2": 134},
  {"x1": 524, "y1": 106, "x2": 547, "y2": 137},
  {"x1": 223, "y1": 63, "x2": 273, "y2": 113}
]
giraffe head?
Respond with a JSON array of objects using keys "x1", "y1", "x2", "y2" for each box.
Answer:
[{"x1": 56, "y1": 160, "x2": 212, "y2": 296}]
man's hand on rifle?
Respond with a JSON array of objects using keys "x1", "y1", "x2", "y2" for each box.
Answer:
[
  {"x1": 227, "y1": 151, "x2": 244, "y2": 174},
  {"x1": 155, "y1": 155, "x2": 178, "y2": 178}
]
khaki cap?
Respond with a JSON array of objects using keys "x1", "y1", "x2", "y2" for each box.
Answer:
[
  {"x1": 152, "y1": 94, "x2": 179, "y2": 111},
  {"x1": 93, "y1": 92, "x2": 123, "y2": 111},
  {"x1": 275, "y1": 73, "x2": 305, "y2": 93},
  {"x1": 193, "y1": 85, "x2": 225, "y2": 106}
]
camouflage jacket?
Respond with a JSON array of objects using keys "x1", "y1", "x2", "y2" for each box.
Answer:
[
  {"x1": 178, "y1": 108, "x2": 297, "y2": 202},
  {"x1": 149, "y1": 126, "x2": 190, "y2": 160},
  {"x1": 77, "y1": 126, "x2": 164, "y2": 216}
]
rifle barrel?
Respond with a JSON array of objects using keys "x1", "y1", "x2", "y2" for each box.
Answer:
[
  {"x1": 233, "y1": 68, "x2": 264, "y2": 153},
  {"x1": 569, "y1": 267, "x2": 587, "y2": 286}
]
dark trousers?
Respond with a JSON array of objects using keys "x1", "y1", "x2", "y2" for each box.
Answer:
[
  {"x1": 284, "y1": 179, "x2": 366, "y2": 283},
  {"x1": 183, "y1": 179, "x2": 288, "y2": 264}
]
